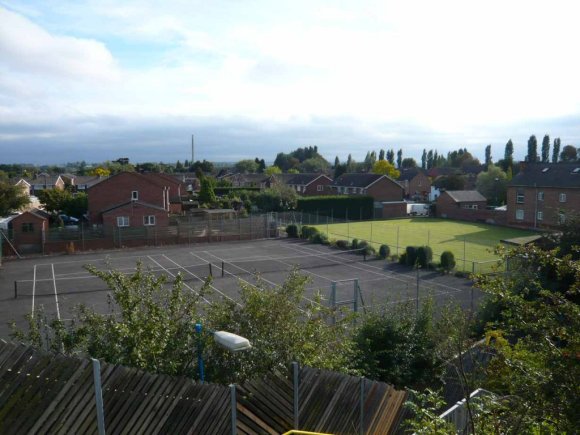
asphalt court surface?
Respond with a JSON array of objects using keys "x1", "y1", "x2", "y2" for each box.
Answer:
[{"x1": 0, "y1": 239, "x2": 482, "y2": 338}]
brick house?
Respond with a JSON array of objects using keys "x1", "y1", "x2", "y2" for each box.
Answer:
[
  {"x1": 328, "y1": 173, "x2": 404, "y2": 202},
  {"x1": 14, "y1": 173, "x2": 65, "y2": 195},
  {"x1": 218, "y1": 173, "x2": 270, "y2": 189},
  {"x1": 397, "y1": 168, "x2": 431, "y2": 201},
  {"x1": 507, "y1": 163, "x2": 580, "y2": 228},
  {"x1": 436, "y1": 190, "x2": 488, "y2": 220},
  {"x1": 87, "y1": 172, "x2": 182, "y2": 226},
  {"x1": 273, "y1": 173, "x2": 333, "y2": 195},
  {"x1": 7, "y1": 209, "x2": 49, "y2": 254}
]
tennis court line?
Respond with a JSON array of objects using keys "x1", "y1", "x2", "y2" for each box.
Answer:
[
  {"x1": 51, "y1": 264, "x2": 61, "y2": 321},
  {"x1": 31, "y1": 265, "x2": 37, "y2": 318}
]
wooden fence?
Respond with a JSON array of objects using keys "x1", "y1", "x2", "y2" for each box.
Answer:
[{"x1": 0, "y1": 340, "x2": 409, "y2": 434}]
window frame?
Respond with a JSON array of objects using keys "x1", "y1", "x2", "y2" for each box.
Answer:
[
  {"x1": 537, "y1": 211, "x2": 543, "y2": 221},
  {"x1": 515, "y1": 209, "x2": 524, "y2": 220},
  {"x1": 559, "y1": 193, "x2": 567, "y2": 203},
  {"x1": 317, "y1": 184, "x2": 323, "y2": 192},
  {"x1": 117, "y1": 216, "x2": 129, "y2": 227},
  {"x1": 21, "y1": 222, "x2": 34, "y2": 233},
  {"x1": 516, "y1": 191, "x2": 524, "y2": 204},
  {"x1": 143, "y1": 215, "x2": 156, "y2": 226},
  {"x1": 537, "y1": 191, "x2": 544, "y2": 201},
  {"x1": 131, "y1": 190, "x2": 139, "y2": 201}
]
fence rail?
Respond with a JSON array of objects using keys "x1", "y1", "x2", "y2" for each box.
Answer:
[{"x1": 0, "y1": 340, "x2": 408, "y2": 434}]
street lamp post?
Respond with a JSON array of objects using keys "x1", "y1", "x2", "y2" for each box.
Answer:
[{"x1": 195, "y1": 323, "x2": 251, "y2": 383}]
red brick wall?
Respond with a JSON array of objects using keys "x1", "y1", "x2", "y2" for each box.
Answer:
[
  {"x1": 303, "y1": 177, "x2": 333, "y2": 195},
  {"x1": 102, "y1": 202, "x2": 169, "y2": 229},
  {"x1": 11, "y1": 213, "x2": 46, "y2": 253},
  {"x1": 381, "y1": 202, "x2": 407, "y2": 218},
  {"x1": 507, "y1": 186, "x2": 580, "y2": 228},
  {"x1": 367, "y1": 177, "x2": 404, "y2": 201},
  {"x1": 88, "y1": 173, "x2": 168, "y2": 224},
  {"x1": 435, "y1": 193, "x2": 504, "y2": 223},
  {"x1": 408, "y1": 173, "x2": 431, "y2": 199}
]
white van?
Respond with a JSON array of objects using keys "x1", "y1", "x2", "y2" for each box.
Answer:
[{"x1": 407, "y1": 203, "x2": 429, "y2": 216}]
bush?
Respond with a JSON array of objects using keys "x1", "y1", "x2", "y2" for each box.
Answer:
[
  {"x1": 335, "y1": 240, "x2": 350, "y2": 250},
  {"x1": 351, "y1": 238, "x2": 359, "y2": 249},
  {"x1": 405, "y1": 246, "x2": 418, "y2": 267},
  {"x1": 286, "y1": 224, "x2": 299, "y2": 238},
  {"x1": 427, "y1": 261, "x2": 439, "y2": 271},
  {"x1": 399, "y1": 253, "x2": 407, "y2": 265},
  {"x1": 416, "y1": 246, "x2": 433, "y2": 268},
  {"x1": 310, "y1": 232, "x2": 329, "y2": 245},
  {"x1": 378, "y1": 245, "x2": 390, "y2": 259},
  {"x1": 300, "y1": 225, "x2": 319, "y2": 239},
  {"x1": 440, "y1": 251, "x2": 456, "y2": 273},
  {"x1": 390, "y1": 254, "x2": 399, "y2": 262}
]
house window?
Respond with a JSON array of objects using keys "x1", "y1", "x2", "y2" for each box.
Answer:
[
  {"x1": 317, "y1": 184, "x2": 323, "y2": 192},
  {"x1": 537, "y1": 191, "x2": 544, "y2": 201},
  {"x1": 559, "y1": 193, "x2": 567, "y2": 203},
  {"x1": 131, "y1": 191, "x2": 139, "y2": 201},
  {"x1": 117, "y1": 216, "x2": 129, "y2": 227},
  {"x1": 537, "y1": 211, "x2": 543, "y2": 221},
  {"x1": 462, "y1": 204, "x2": 479, "y2": 210},
  {"x1": 21, "y1": 223, "x2": 34, "y2": 233},
  {"x1": 143, "y1": 215, "x2": 156, "y2": 226},
  {"x1": 516, "y1": 209, "x2": 524, "y2": 220},
  {"x1": 559, "y1": 212, "x2": 566, "y2": 224},
  {"x1": 516, "y1": 190, "x2": 524, "y2": 203}
]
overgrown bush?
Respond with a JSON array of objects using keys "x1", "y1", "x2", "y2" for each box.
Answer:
[
  {"x1": 310, "y1": 232, "x2": 329, "y2": 245},
  {"x1": 286, "y1": 224, "x2": 299, "y2": 238},
  {"x1": 300, "y1": 225, "x2": 319, "y2": 239},
  {"x1": 399, "y1": 253, "x2": 407, "y2": 265},
  {"x1": 335, "y1": 240, "x2": 350, "y2": 250},
  {"x1": 351, "y1": 238, "x2": 359, "y2": 249},
  {"x1": 416, "y1": 246, "x2": 433, "y2": 268},
  {"x1": 378, "y1": 244, "x2": 390, "y2": 259},
  {"x1": 440, "y1": 251, "x2": 456, "y2": 273},
  {"x1": 405, "y1": 246, "x2": 418, "y2": 267}
]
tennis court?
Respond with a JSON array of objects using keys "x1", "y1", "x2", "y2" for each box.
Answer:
[{"x1": 0, "y1": 239, "x2": 481, "y2": 337}]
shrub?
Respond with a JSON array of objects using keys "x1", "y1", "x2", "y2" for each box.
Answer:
[
  {"x1": 378, "y1": 244, "x2": 390, "y2": 259},
  {"x1": 335, "y1": 240, "x2": 350, "y2": 250},
  {"x1": 351, "y1": 238, "x2": 359, "y2": 249},
  {"x1": 427, "y1": 261, "x2": 439, "y2": 271},
  {"x1": 416, "y1": 246, "x2": 433, "y2": 268},
  {"x1": 399, "y1": 253, "x2": 407, "y2": 265},
  {"x1": 286, "y1": 224, "x2": 299, "y2": 238},
  {"x1": 405, "y1": 246, "x2": 418, "y2": 267},
  {"x1": 440, "y1": 251, "x2": 456, "y2": 273},
  {"x1": 390, "y1": 254, "x2": 399, "y2": 262},
  {"x1": 310, "y1": 232, "x2": 329, "y2": 245},
  {"x1": 364, "y1": 245, "x2": 376, "y2": 256},
  {"x1": 300, "y1": 225, "x2": 319, "y2": 239}
]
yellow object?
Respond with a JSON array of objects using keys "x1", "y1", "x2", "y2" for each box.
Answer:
[{"x1": 282, "y1": 431, "x2": 334, "y2": 435}]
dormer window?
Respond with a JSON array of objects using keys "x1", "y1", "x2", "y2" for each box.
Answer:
[{"x1": 131, "y1": 191, "x2": 139, "y2": 201}]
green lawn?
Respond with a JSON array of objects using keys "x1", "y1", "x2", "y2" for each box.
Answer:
[{"x1": 312, "y1": 218, "x2": 538, "y2": 272}]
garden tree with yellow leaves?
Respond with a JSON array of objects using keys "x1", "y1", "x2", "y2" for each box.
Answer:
[
  {"x1": 372, "y1": 159, "x2": 400, "y2": 179},
  {"x1": 90, "y1": 167, "x2": 111, "y2": 177}
]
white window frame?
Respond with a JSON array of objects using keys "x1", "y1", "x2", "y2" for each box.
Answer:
[
  {"x1": 515, "y1": 209, "x2": 524, "y2": 220},
  {"x1": 143, "y1": 215, "x2": 156, "y2": 226},
  {"x1": 131, "y1": 190, "x2": 139, "y2": 201},
  {"x1": 537, "y1": 191, "x2": 544, "y2": 201},
  {"x1": 117, "y1": 216, "x2": 129, "y2": 227},
  {"x1": 559, "y1": 193, "x2": 567, "y2": 203},
  {"x1": 516, "y1": 191, "x2": 524, "y2": 203},
  {"x1": 537, "y1": 211, "x2": 543, "y2": 221},
  {"x1": 559, "y1": 212, "x2": 566, "y2": 224},
  {"x1": 317, "y1": 184, "x2": 323, "y2": 192}
]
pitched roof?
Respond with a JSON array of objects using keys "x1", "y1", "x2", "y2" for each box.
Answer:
[
  {"x1": 283, "y1": 173, "x2": 331, "y2": 186},
  {"x1": 398, "y1": 168, "x2": 426, "y2": 181},
  {"x1": 332, "y1": 173, "x2": 396, "y2": 188},
  {"x1": 101, "y1": 200, "x2": 168, "y2": 215},
  {"x1": 444, "y1": 190, "x2": 487, "y2": 202},
  {"x1": 509, "y1": 163, "x2": 580, "y2": 188}
]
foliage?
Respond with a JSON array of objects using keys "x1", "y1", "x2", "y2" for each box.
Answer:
[
  {"x1": 235, "y1": 159, "x2": 259, "y2": 173},
  {"x1": 378, "y1": 244, "x2": 390, "y2": 259},
  {"x1": 310, "y1": 232, "x2": 329, "y2": 245},
  {"x1": 526, "y1": 135, "x2": 538, "y2": 162},
  {"x1": 552, "y1": 138, "x2": 561, "y2": 163},
  {"x1": 204, "y1": 269, "x2": 356, "y2": 383},
  {"x1": 351, "y1": 238, "x2": 359, "y2": 249},
  {"x1": 475, "y1": 164, "x2": 508, "y2": 205},
  {"x1": 372, "y1": 160, "x2": 400, "y2": 178},
  {"x1": 286, "y1": 224, "x2": 299, "y2": 238},
  {"x1": 0, "y1": 181, "x2": 30, "y2": 215},
  {"x1": 416, "y1": 246, "x2": 433, "y2": 268},
  {"x1": 541, "y1": 134, "x2": 550, "y2": 163},
  {"x1": 296, "y1": 195, "x2": 374, "y2": 220},
  {"x1": 560, "y1": 144, "x2": 578, "y2": 162},
  {"x1": 254, "y1": 185, "x2": 297, "y2": 212},
  {"x1": 274, "y1": 146, "x2": 326, "y2": 172},
  {"x1": 191, "y1": 160, "x2": 214, "y2": 173},
  {"x1": 299, "y1": 156, "x2": 330, "y2": 173},
  {"x1": 404, "y1": 389, "x2": 456, "y2": 434},
  {"x1": 353, "y1": 300, "x2": 451, "y2": 389},
  {"x1": 434, "y1": 174, "x2": 465, "y2": 190},
  {"x1": 335, "y1": 239, "x2": 349, "y2": 249},
  {"x1": 440, "y1": 251, "x2": 456, "y2": 273},
  {"x1": 37, "y1": 189, "x2": 87, "y2": 218},
  {"x1": 198, "y1": 176, "x2": 217, "y2": 205},
  {"x1": 300, "y1": 225, "x2": 319, "y2": 239},
  {"x1": 405, "y1": 246, "x2": 418, "y2": 267},
  {"x1": 12, "y1": 263, "x2": 208, "y2": 377},
  {"x1": 264, "y1": 165, "x2": 282, "y2": 175},
  {"x1": 90, "y1": 167, "x2": 111, "y2": 177},
  {"x1": 401, "y1": 157, "x2": 417, "y2": 169}
]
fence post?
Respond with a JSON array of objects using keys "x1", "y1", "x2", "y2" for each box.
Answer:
[
  {"x1": 292, "y1": 362, "x2": 299, "y2": 429},
  {"x1": 370, "y1": 220, "x2": 373, "y2": 246},
  {"x1": 396, "y1": 226, "x2": 400, "y2": 255},
  {"x1": 359, "y1": 377, "x2": 365, "y2": 435},
  {"x1": 230, "y1": 384, "x2": 237, "y2": 435},
  {"x1": 91, "y1": 358, "x2": 106, "y2": 435},
  {"x1": 14, "y1": 281, "x2": 17, "y2": 299},
  {"x1": 463, "y1": 236, "x2": 467, "y2": 272}
]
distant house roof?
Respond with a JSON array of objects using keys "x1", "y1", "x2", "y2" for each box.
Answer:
[
  {"x1": 332, "y1": 173, "x2": 397, "y2": 188},
  {"x1": 398, "y1": 168, "x2": 426, "y2": 181},
  {"x1": 509, "y1": 163, "x2": 580, "y2": 188},
  {"x1": 280, "y1": 173, "x2": 332, "y2": 186},
  {"x1": 73, "y1": 175, "x2": 105, "y2": 187},
  {"x1": 427, "y1": 167, "x2": 460, "y2": 178},
  {"x1": 444, "y1": 190, "x2": 487, "y2": 203}
]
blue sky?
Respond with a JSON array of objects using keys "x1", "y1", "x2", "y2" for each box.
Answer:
[{"x1": 1, "y1": 0, "x2": 579, "y2": 165}]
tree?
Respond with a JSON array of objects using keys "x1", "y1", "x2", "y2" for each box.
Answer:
[
  {"x1": 427, "y1": 150, "x2": 434, "y2": 169},
  {"x1": 235, "y1": 159, "x2": 259, "y2": 173},
  {"x1": 0, "y1": 181, "x2": 30, "y2": 215},
  {"x1": 401, "y1": 157, "x2": 417, "y2": 169},
  {"x1": 90, "y1": 167, "x2": 111, "y2": 177},
  {"x1": 527, "y1": 135, "x2": 538, "y2": 162},
  {"x1": 378, "y1": 149, "x2": 385, "y2": 161},
  {"x1": 396, "y1": 149, "x2": 403, "y2": 168},
  {"x1": 386, "y1": 149, "x2": 395, "y2": 165},
  {"x1": 475, "y1": 165, "x2": 508, "y2": 205},
  {"x1": 334, "y1": 163, "x2": 347, "y2": 178},
  {"x1": 541, "y1": 135, "x2": 550, "y2": 163},
  {"x1": 37, "y1": 188, "x2": 70, "y2": 214},
  {"x1": 552, "y1": 138, "x2": 561, "y2": 163},
  {"x1": 255, "y1": 158, "x2": 266, "y2": 173},
  {"x1": 253, "y1": 185, "x2": 297, "y2": 212},
  {"x1": 264, "y1": 165, "x2": 282, "y2": 175},
  {"x1": 198, "y1": 176, "x2": 217, "y2": 204},
  {"x1": 372, "y1": 160, "x2": 400, "y2": 179},
  {"x1": 484, "y1": 144, "x2": 492, "y2": 169},
  {"x1": 504, "y1": 139, "x2": 514, "y2": 167},
  {"x1": 435, "y1": 174, "x2": 465, "y2": 190},
  {"x1": 334, "y1": 156, "x2": 340, "y2": 168},
  {"x1": 191, "y1": 160, "x2": 214, "y2": 173},
  {"x1": 299, "y1": 156, "x2": 329, "y2": 173},
  {"x1": 560, "y1": 145, "x2": 578, "y2": 162}
]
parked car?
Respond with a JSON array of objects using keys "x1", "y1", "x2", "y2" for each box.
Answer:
[{"x1": 59, "y1": 214, "x2": 80, "y2": 225}]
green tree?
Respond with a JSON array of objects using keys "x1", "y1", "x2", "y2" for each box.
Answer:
[
  {"x1": 264, "y1": 165, "x2": 282, "y2": 175},
  {"x1": 504, "y1": 139, "x2": 514, "y2": 170},
  {"x1": 421, "y1": 149, "x2": 427, "y2": 169},
  {"x1": 560, "y1": 144, "x2": 578, "y2": 162},
  {"x1": 401, "y1": 157, "x2": 417, "y2": 168},
  {"x1": 378, "y1": 149, "x2": 385, "y2": 161},
  {"x1": 235, "y1": 159, "x2": 259, "y2": 173},
  {"x1": 527, "y1": 135, "x2": 538, "y2": 162},
  {"x1": 396, "y1": 149, "x2": 403, "y2": 168},
  {"x1": 427, "y1": 150, "x2": 434, "y2": 169},
  {"x1": 253, "y1": 185, "x2": 297, "y2": 212},
  {"x1": 198, "y1": 176, "x2": 217, "y2": 204},
  {"x1": 484, "y1": 144, "x2": 492, "y2": 169},
  {"x1": 299, "y1": 156, "x2": 329, "y2": 173},
  {"x1": 372, "y1": 160, "x2": 400, "y2": 178},
  {"x1": 386, "y1": 149, "x2": 395, "y2": 165},
  {"x1": 434, "y1": 174, "x2": 465, "y2": 190},
  {"x1": 38, "y1": 188, "x2": 70, "y2": 214},
  {"x1": 0, "y1": 181, "x2": 30, "y2": 215},
  {"x1": 541, "y1": 134, "x2": 550, "y2": 163},
  {"x1": 475, "y1": 164, "x2": 508, "y2": 205},
  {"x1": 552, "y1": 138, "x2": 561, "y2": 163}
]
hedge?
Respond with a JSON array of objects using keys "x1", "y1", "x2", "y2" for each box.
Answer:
[
  {"x1": 296, "y1": 195, "x2": 374, "y2": 220},
  {"x1": 214, "y1": 187, "x2": 261, "y2": 196}
]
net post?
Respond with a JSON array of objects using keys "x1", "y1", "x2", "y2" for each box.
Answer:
[
  {"x1": 209, "y1": 263, "x2": 213, "y2": 277},
  {"x1": 222, "y1": 261, "x2": 225, "y2": 277},
  {"x1": 14, "y1": 281, "x2": 17, "y2": 299}
]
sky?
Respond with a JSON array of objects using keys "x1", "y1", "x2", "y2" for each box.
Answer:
[{"x1": 1, "y1": 0, "x2": 580, "y2": 165}]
